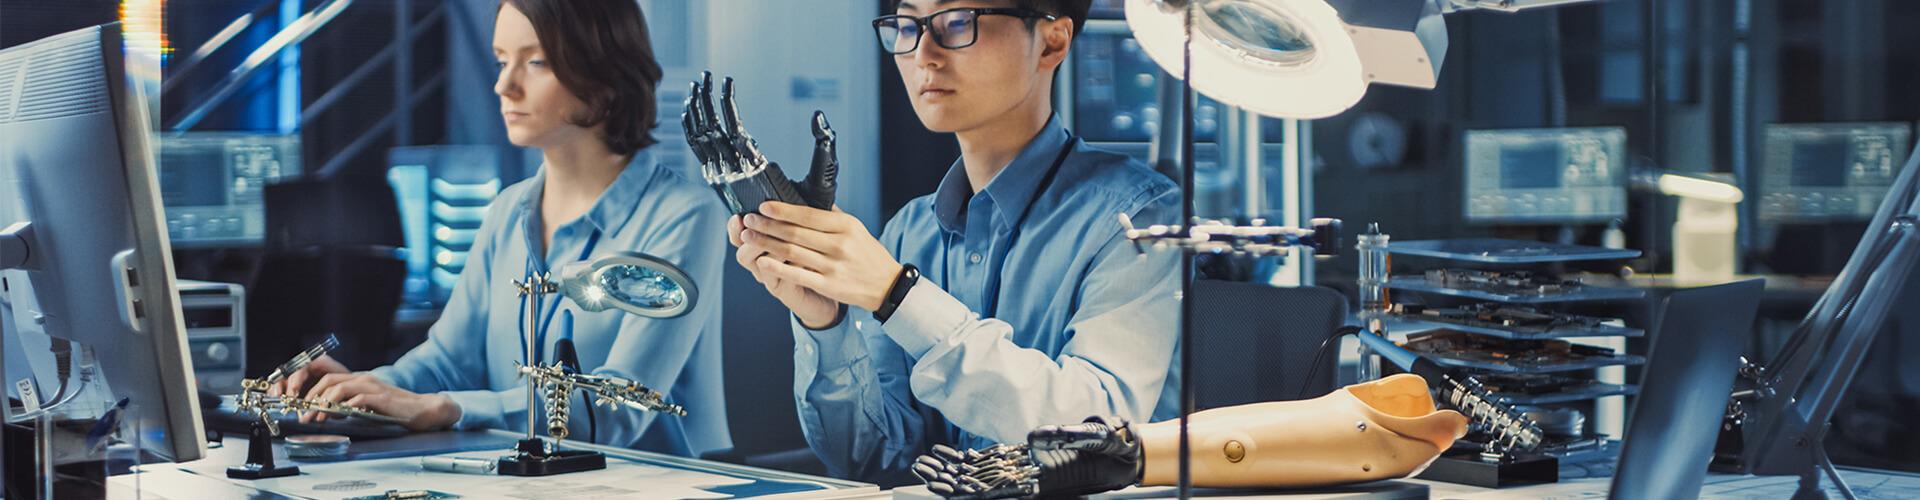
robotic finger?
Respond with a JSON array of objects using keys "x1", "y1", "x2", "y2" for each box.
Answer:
[{"x1": 684, "y1": 71, "x2": 840, "y2": 215}]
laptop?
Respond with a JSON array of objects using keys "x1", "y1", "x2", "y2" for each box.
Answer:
[{"x1": 1609, "y1": 279, "x2": 1766, "y2": 499}]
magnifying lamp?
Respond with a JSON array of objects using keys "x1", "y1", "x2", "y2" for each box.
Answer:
[
  {"x1": 556, "y1": 251, "x2": 699, "y2": 319},
  {"x1": 1126, "y1": 0, "x2": 1365, "y2": 119}
]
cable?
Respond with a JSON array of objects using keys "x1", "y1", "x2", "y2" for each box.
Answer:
[{"x1": 1297, "y1": 326, "x2": 1364, "y2": 398}]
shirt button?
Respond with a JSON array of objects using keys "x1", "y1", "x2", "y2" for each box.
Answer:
[{"x1": 969, "y1": 253, "x2": 983, "y2": 264}]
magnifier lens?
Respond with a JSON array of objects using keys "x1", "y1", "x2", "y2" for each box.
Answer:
[
  {"x1": 597, "y1": 265, "x2": 688, "y2": 310},
  {"x1": 1200, "y1": 2, "x2": 1316, "y2": 67}
]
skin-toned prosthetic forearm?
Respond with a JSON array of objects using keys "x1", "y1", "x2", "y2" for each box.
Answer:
[
  {"x1": 1134, "y1": 373, "x2": 1467, "y2": 488},
  {"x1": 915, "y1": 374, "x2": 1468, "y2": 499}
]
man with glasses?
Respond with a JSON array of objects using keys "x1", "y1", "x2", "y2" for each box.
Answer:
[{"x1": 727, "y1": 0, "x2": 1180, "y2": 484}]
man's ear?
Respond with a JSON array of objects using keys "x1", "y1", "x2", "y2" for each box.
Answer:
[{"x1": 1038, "y1": 17, "x2": 1074, "y2": 71}]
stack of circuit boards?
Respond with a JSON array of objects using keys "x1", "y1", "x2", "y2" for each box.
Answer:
[{"x1": 1376, "y1": 239, "x2": 1645, "y2": 464}]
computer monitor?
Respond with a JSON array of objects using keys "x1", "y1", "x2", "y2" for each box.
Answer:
[
  {"x1": 0, "y1": 23, "x2": 206, "y2": 462},
  {"x1": 156, "y1": 132, "x2": 302, "y2": 247},
  {"x1": 1463, "y1": 127, "x2": 1629, "y2": 224},
  {"x1": 1608, "y1": 279, "x2": 1764, "y2": 499},
  {"x1": 1756, "y1": 122, "x2": 1912, "y2": 224}
]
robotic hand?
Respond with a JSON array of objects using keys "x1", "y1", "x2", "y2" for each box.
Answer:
[
  {"x1": 682, "y1": 71, "x2": 838, "y2": 215},
  {"x1": 914, "y1": 416, "x2": 1143, "y2": 500}
]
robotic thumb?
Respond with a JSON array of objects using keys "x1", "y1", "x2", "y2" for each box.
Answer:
[{"x1": 801, "y1": 111, "x2": 841, "y2": 210}]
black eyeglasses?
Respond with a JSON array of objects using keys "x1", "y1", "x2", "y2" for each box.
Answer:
[{"x1": 872, "y1": 7, "x2": 1057, "y2": 55}]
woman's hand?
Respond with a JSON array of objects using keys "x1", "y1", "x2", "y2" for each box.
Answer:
[{"x1": 300, "y1": 372, "x2": 461, "y2": 432}]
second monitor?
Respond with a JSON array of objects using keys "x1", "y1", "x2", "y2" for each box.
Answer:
[
  {"x1": 156, "y1": 132, "x2": 301, "y2": 247},
  {"x1": 1464, "y1": 127, "x2": 1628, "y2": 225}
]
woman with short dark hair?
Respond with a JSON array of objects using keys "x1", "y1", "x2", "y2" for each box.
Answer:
[{"x1": 271, "y1": 0, "x2": 730, "y2": 457}]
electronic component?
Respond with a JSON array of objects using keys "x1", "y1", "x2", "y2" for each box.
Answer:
[
  {"x1": 1117, "y1": 214, "x2": 1343, "y2": 257},
  {"x1": 229, "y1": 335, "x2": 402, "y2": 479},
  {"x1": 1402, "y1": 330, "x2": 1642, "y2": 373},
  {"x1": 179, "y1": 280, "x2": 246, "y2": 394},
  {"x1": 346, "y1": 490, "x2": 461, "y2": 500},
  {"x1": 1475, "y1": 373, "x2": 1590, "y2": 396},
  {"x1": 422, "y1": 456, "x2": 498, "y2": 475},
  {"x1": 1386, "y1": 303, "x2": 1635, "y2": 338},
  {"x1": 517, "y1": 363, "x2": 686, "y2": 425},
  {"x1": 1463, "y1": 127, "x2": 1627, "y2": 224},
  {"x1": 1423, "y1": 269, "x2": 1583, "y2": 297}
]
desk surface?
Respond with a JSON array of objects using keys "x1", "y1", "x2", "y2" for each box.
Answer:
[
  {"x1": 112, "y1": 430, "x2": 883, "y2": 500},
  {"x1": 887, "y1": 469, "x2": 1920, "y2": 500},
  {"x1": 1411, "y1": 467, "x2": 1920, "y2": 499}
]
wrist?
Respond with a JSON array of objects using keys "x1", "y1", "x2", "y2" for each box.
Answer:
[
  {"x1": 428, "y1": 393, "x2": 461, "y2": 430},
  {"x1": 797, "y1": 303, "x2": 847, "y2": 330},
  {"x1": 859, "y1": 262, "x2": 905, "y2": 312}
]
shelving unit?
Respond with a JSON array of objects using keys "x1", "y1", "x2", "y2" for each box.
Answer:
[{"x1": 1369, "y1": 238, "x2": 1645, "y2": 485}]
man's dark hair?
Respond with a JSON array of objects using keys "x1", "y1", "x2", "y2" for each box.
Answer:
[
  {"x1": 499, "y1": 0, "x2": 663, "y2": 156},
  {"x1": 895, "y1": 0, "x2": 1092, "y2": 40},
  {"x1": 1018, "y1": 0, "x2": 1092, "y2": 39}
]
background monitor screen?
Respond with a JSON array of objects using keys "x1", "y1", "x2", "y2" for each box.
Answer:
[
  {"x1": 156, "y1": 132, "x2": 301, "y2": 247},
  {"x1": 1758, "y1": 122, "x2": 1912, "y2": 223},
  {"x1": 1464, "y1": 127, "x2": 1629, "y2": 224}
]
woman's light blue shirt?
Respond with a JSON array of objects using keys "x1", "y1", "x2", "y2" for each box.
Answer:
[{"x1": 372, "y1": 149, "x2": 730, "y2": 456}]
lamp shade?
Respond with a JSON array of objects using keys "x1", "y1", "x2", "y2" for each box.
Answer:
[{"x1": 1126, "y1": 0, "x2": 1366, "y2": 119}]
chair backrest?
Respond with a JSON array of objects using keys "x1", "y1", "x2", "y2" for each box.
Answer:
[
  {"x1": 1189, "y1": 281, "x2": 1352, "y2": 409},
  {"x1": 713, "y1": 263, "x2": 809, "y2": 455},
  {"x1": 1610, "y1": 279, "x2": 1765, "y2": 500},
  {"x1": 246, "y1": 174, "x2": 407, "y2": 375}
]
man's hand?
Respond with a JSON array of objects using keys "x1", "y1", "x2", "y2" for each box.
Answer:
[
  {"x1": 739, "y1": 201, "x2": 903, "y2": 313},
  {"x1": 266, "y1": 354, "x2": 348, "y2": 398},
  {"x1": 300, "y1": 372, "x2": 460, "y2": 432},
  {"x1": 731, "y1": 214, "x2": 844, "y2": 329}
]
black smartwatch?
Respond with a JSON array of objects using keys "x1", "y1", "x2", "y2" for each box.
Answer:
[{"x1": 873, "y1": 264, "x2": 920, "y2": 324}]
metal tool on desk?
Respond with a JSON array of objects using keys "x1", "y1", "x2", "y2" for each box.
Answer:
[
  {"x1": 497, "y1": 251, "x2": 699, "y2": 476},
  {"x1": 1117, "y1": 214, "x2": 1343, "y2": 258},
  {"x1": 228, "y1": 334, "x2": 404, "y2": 479}
]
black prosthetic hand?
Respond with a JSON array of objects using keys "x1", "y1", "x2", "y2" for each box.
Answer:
[
  {"x1": 681, "y1": 71, "x2": 839, "y2": 215},
  {"x1": 913, "y1": 416, "x2": 1144, "y2": 500}
]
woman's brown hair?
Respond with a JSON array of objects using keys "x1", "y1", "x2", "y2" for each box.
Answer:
[{"x1": 499, "y1": 0, "x2": 663, "y2": 155}]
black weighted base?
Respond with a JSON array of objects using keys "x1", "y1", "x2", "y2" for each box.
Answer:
[
  {"x1": 1417, "y1": 450, "x2": 1557, "y2": 488},
  {"x1": 228, "y1": 422, "x2": 300, "y2": 480},
  {"x1": 497, "y1": 438, "x2": 605, "y2": 476}
]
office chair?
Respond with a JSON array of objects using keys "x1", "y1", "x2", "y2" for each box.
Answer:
[
  {"x1": 1189, "y1": 280, "x2": 1353, "y2": 409},
  {"x1": 247, "y1": 173, "x2": 409, "y2": 377},
  {"x1": 698, "y1": 263, "x2": 827, "y2": 476}
]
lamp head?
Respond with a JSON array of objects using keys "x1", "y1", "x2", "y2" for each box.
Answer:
[
  {"x1": 1125, "y1": 0, "x2": 1449, "y2": 119},
  {"x1": 558, "y1": 252, "x2": 699, "y2": 318}
]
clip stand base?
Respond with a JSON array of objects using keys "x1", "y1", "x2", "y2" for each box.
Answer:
[
  {"x1": 1417, "y1": 448, "x2": 1557, "y2": 488},
  {"x1": 497, "y1": 438, "x2": 606, "y2": 476},
  {"x1": 227, "y1": 422, "x2": 300, "y2": 480}
]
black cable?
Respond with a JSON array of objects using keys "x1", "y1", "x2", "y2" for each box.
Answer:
[
  {"x1": 1297, "y1": 326, "x2": 1365, "y2": 398},
  {"x1": 581, "y1": 388, "x2": 598, "y2": 444}
]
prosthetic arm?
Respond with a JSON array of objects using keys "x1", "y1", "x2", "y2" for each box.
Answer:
[
  {"x1": 914, "y1": 374, "x2": 1468, "y2": 499},
  {"x1": 681, "y1": 71, "x2": 839, "y2": 215}
]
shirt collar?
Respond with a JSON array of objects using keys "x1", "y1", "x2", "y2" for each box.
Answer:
[
  {"x1": 932, "y1": 114, "x2": 1074, "y2": 235},
  {"x1": 519, "y1": 149, "x2": 659, "y2": 238}
]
